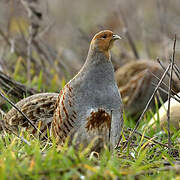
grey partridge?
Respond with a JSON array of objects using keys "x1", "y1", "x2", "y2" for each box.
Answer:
[
  {"x1": 3, "y1": 30, "x2": 123, "y2": 150},
  {"x1": 51, "y1": 30, "x2": 123, "y2": 150}
]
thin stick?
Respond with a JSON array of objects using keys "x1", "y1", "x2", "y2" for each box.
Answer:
[
  {"x1": 115, "y1": 8, "x2": 139, "y2": 59},
  {"x1": 151, "y1": 82, "x2": 180, "y2": 103},
  {"x1": 167, "y1": 35, "x2": 176, "y2": 150},
  {"x1": 169, "y1": 58, "x2": 180, "y2": 81},
  {"x1": 122, "y1": 64, "x2": 171, "y2": 149},
  {"x1": 174, "y1": 63, "x2": 180, "y2": 75},
  {"x1": 0, "y1": 90, "x2": 48, "y2": 140},
  {"x1": 157, "y1": 57, "x2": 180, "y2": 88},
  {"x1": 4, "y1": 126, "x2": 31, "y2": 146},
  {"x1": 150, "y1": 71, "x2": 180, "y2": 99},
  {"x1": 157, "y1": 58, "x2": 170, "y2": 77},
  {"x1": 123, "y1": 28, "x2": 140, "y2": 59},
  {"x1": 124, "y1": 128, "x2": 168, "y2": 148}
]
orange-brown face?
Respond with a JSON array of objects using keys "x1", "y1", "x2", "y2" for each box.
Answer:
[{"x1": 90, "y1": 30, "x2": 121, "y2": 58}]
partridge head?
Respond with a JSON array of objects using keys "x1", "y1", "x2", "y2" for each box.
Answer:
[
  {"x1": 90, "y1": 30, "x2": 121, "y2": 58},
  {"x1": 52, "y1": 30, "x2": 123, "y2": 151}
]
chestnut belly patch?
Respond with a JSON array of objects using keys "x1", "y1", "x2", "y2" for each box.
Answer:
[{"x1": 86, "y1": 109, "x2": 111, "y2": 131}]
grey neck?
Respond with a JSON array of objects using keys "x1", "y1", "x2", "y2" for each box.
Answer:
[
  {"x1": 75, "y1": 47, "x2": 115, "y2": 85},
  {"x1": 81, "y1": 47, "x2": 111, "y2": 72}
]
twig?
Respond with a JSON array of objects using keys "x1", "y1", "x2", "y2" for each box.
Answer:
[
  {"x1": 122, "y1": 64, "x2": 171, "y2": 150},
  {"x1": 150, "y1": 71, "x2": 180, "y2": 99},
  {"x1": 124, "y1": 128, "x2": 168, "y2": 148},
  {"x1": 151, "y1": 82, "x2": 180, "y2": 103},
  {"x1": 114, "y1": 8, "x2": 139, "y2": 59},
  {"x1": 169, "y1": 58, "x2": 180, "y2": 81},
  {"x1": 122, "y1": 27, "x2": 139, "y2": 59},
  {"x1": 156, "y1": 58, "x2": 180, "y2": 91},
  {"x1": 157, "y1": 58, "x2": 170, "y2": 77},
  {"x1": 3, "y1": 125, "x2": 31, "y2": 146},
  {"x1": 174, "y1": 63, "x2": 180, "y2": 76},
  {"x1": 0, "y1": 90, "x2": 48, "y2": 140},
  {"x1": 119, "y1": 9, "x2": 139, "y2": 59},
  {"x1": 167, "y1": 35, "x2": 176, "y2": 151}
]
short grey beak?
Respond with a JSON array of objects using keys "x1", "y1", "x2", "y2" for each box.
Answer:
[{"x1": 112, "y1": 34, "x2": 121, "y2": 40}]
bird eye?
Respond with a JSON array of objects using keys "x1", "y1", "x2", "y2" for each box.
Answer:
[{"x1": 102, "y1": 34, "x2": 107, "y2": 39}]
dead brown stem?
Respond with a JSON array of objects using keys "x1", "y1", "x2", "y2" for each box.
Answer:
[
  {"x1": 167, "y1": 34, "x2": 176, "y2": 151},
  {"x1": 122, "y1": 64, "x2": 171, "y2": 150}
]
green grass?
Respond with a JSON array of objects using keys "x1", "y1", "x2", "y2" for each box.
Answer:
[
  {"x1": 0, "y1": 63, "x2": 179, "y2": 180},
  {"x1": 0, "y1": 110, "x2": 179, "y2": 179}
]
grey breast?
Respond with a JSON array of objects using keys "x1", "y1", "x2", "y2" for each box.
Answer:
[{"x1": 69, "y1": 60, "x2": 122, "y2": 127}]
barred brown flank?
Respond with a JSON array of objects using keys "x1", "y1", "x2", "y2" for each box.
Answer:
[
  {"x1": 56, "y1": 124, "x2": 63, "y2": 139},
  {"x1": 70, "y1": 118, "x2": 75, "y2": 123},
  {"x1": 57, "y1": 124, "x2": 64, "y2": 139},
  {"x1": 54, "y1": 125, "x2": 58, "y2": 137},
  {"x1": 58, "y1": 107, "x2": 62, "y2": 124},
  {"x1": 62, "y1": 129, "x2": 67, "y2": 136},
  {"x1": 62, "y1": 122, "x2": 70, "y2": 134},
  {"x1": 68, "y1": 93, "x2": 72, "y2": 98},
  {"x1": 72, "y1": 114, "x2": 76, "y2": 119},
  {"x1": 61, "y1": 100, "x2": 69, "y2": 120},
  {"x1": 56, "y1": 124, "x2": 61, "y2": 136},
  {"x1": 57, "y1": 122, "x2": 61, "y2": 131},
  {"x1": 73, "y1": 111, "x2": 77, "y2": 115},
  {"x1": 68, "y1": 100, "x2": 72, "y2": 107},
  {"x1": 63, "y1": 122, "x2": 71, "y2": 132},
  {"x1": 66, "y1": 118, "x2": 74, "y2": 128},
  {"x1": 62, "y1": 93, "x2": 65, "y2": 100},
  {"x1": 67, "y1": 84, "x2": 72, "y2": 93}
]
